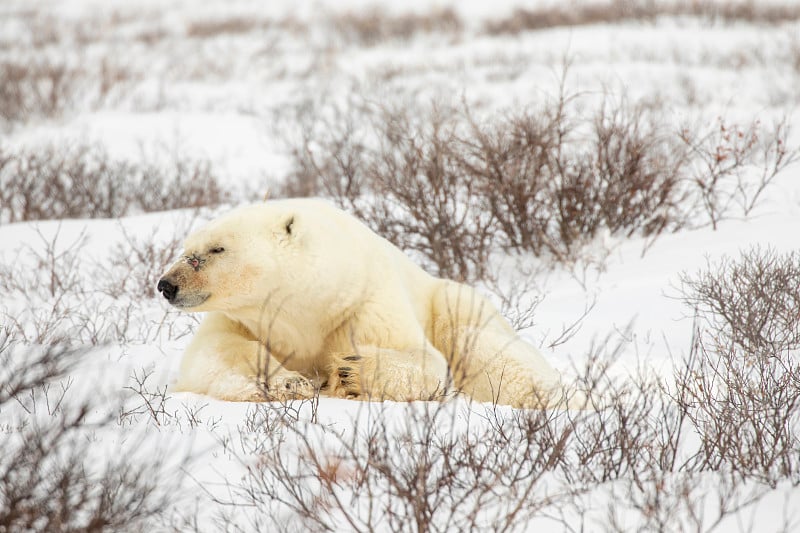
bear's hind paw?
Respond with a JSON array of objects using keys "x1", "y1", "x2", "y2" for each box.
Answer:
[{"x1": 328, "y1": 354, "x2": 364, "y2": 399}]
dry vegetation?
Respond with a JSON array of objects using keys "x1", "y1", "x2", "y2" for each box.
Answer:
[
  {"x1": 0, "y1": 54, "x2": 137, "y2": 125},
  {"x1": 0, "y1": 218, "x2": 200, "y2": 346},
  {"x1": 183, "y1": 8, "x2": 463, "y2": 45},
  {"x1": 0, "y1": 143, "x2": 231, "y2": 224},
  {"x1": 282, "y1": 92, "x2": 795, "y2": 281},
  {"x1": 0, "y1": 332, "x2": 184, "y2": 532},
  {"x1": 485, "y1": 0, "x2": 800, "y2": 35},
  {"x1": 1, "y1": 0, "x2": 798, "y2": 129},
  {"x1": 330, "y1": 8, "x2": 462, "y2": 46},
  {"x1": 0, "y1": 58, "x2": 82, "y2": 122},
  {"x1": 676, "y1": 248, "x2": 800, "y2": 487},
  {"x1": 186, "y1": 17, "x2": 271, "y2": 38}
]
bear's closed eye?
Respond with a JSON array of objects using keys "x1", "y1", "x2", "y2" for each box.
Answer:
[{"x1": 209, "y1": 247, "x2": 225, "y2": 254}]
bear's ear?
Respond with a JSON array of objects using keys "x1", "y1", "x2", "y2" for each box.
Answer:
[{"x1": 272, "y1": 213, "x2": 298, "y2": 243}]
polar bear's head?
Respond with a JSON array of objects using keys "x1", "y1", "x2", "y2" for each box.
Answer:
[
  {"x1": 157, "y1": 199, "x2": 366, "y2": 314},
  {"x1": 157, "y1": 203, "x2": 303, "y2": 312}
]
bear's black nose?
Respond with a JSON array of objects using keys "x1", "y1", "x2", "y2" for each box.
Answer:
[{"x1": 157, "y1": 279, "x2": 178, "y2": 302}]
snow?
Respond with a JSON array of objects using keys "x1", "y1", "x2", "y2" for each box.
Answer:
[{"x1": 2, "y1": 0, "x2": 800, "y2": 531}]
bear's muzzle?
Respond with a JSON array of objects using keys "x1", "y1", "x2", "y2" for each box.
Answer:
[{"x1": 157, "y1": 278, "x2": 178, "y2": 302}]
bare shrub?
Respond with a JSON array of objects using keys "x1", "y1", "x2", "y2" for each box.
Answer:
[
  {"x1": 216, "y1": 340, "x2": 791, "y2": 532},
  {"x1": 0, "y1": 214, "x2": 200, "y2": 346},
  {"x1": 218, "y1": 399, "x2": 580, "y2": 532},
  {"x1": 0, "y1": 58, "x2": 82, "y2": 123},
  {"x1": 680, "y1": 247, "x2": 800, "y2": 356},
  {"x1": 455, "y1": 100, "x2": 567, "y2": 257},
  {"x1": 485, "y1": 0, "x2": 800, "y2": 35},
  {"x1": 674, "y1": 332, "x2": 800, "y2": 487},
  {"x1": 281, "y1": 101, "x2": 365, "y2": 200},
  {"x1": 186, "y1": 17, "x2": 269, "y2": 38},
  {"x1": 358, "y1": 105, "x2": 495, "y2": 281},
  {"x1": 0, "y1": 225, "x2": 85, "y2": 302},
  {"x1": 568, "y1": 383, "x2": 667, "y2": 485},
  {"x1": 331, "y1": 8, "x2": 462, "y2": 46},
  {"x1": 96, "y1": 56, "x2": 138, "y2": 106},
  {"x1": 679, "y1": 117, "x2": 797, "y2": 229},
  {"x1": 0, "y1": 226, "x2": 88, "y2": 345},
  {"x1": 558, "y1": 333, "x2": 792, "y2": 530},
  {"x1": 1, "y1": 418, "x2": 175, "y2": 532},
  {"x1": 460, "y1": 95, "x2": 688, "y2": 258},
  {"x1": 118, "y1": 367, "x2": 220, "y2": 432},
  {"x1": 134, "y1": 156, "x2": 229, "y2": 213},
  {"x1": 486, "y1": 2, "x2": 643, "y2": 35},
  {"x1": 0, "y1": 331, "x2": 183, "y2": 532},
  {"x1": 118, "y1": 368, "x2": 172, "y2": 427},
  {"x1": 71, "y1": 297, "x2": 198, "y2": 346},
  {"x1": 283, "y1": 92, "x2": 703, "y2": 276},
  {"x1": 585, "y1": 101, "x2": 687, "y2": 237},
  {"x1": 284, "y1": 91, "x2": 795, "y2": 278},
  {"x1": 602, "y1": 469, "x2": 767, "y2": 533},
  {"x1": 0, "y1": 143, "x2": 229, "y2": 224},
  {"x1": 686, "y1": 1, "x2": 800, "y2": 25},
  {"x1": 0, "y1": 330, "x2": 73, "y2": 406},
  {"x1": 285, "y1": 101, "x2": 494, "y2": 281},
  {"x1": 0, "y1": 36, "x2": 136, "y2": 119},
  {"x1": 676, "y1": 247, "x2": 800, "y2": 486}
]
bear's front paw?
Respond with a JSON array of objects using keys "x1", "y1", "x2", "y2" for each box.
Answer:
[{"x1": 260, "y1": 372, "x2": 315, "y2": 401}]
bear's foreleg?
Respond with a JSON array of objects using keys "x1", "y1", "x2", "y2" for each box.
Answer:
[{"x1": 172, "y1": 313, "x2": 315, "y2": 401}]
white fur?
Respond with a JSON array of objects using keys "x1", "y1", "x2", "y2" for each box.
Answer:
[{"x1": 160, "y1": 199, "x2": 568, "y2": 408}]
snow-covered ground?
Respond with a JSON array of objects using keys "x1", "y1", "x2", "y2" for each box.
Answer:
[{"x1": 2, "y1": 1, "x2": 800, "y2": 531}]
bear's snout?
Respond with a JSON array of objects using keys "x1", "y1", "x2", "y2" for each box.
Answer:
[{"x1": 157, "y1": 278, "x2": 178, "y2": 302}]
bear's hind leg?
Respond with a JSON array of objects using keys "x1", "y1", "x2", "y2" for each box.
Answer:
[
  {"x1": 327, "y1": 346, "x2": 450, "y2": 402},
  {"x1": 430, "y1": 280, "x2": 566, "y2": 408}
]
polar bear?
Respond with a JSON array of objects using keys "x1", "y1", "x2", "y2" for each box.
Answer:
[{"x1": 157, "y1": 199, "x2": 569, "y2": 408}]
